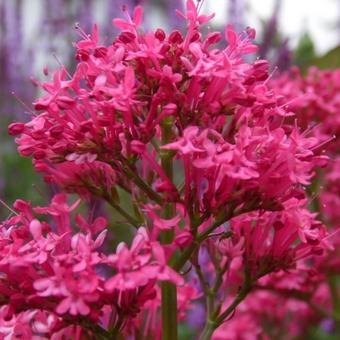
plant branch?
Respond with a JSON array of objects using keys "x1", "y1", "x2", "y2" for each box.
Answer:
[
  {"x1": 173, "y1": 210, "x2": 233, "y2": 272},
  {"x1": 199, "y1": 268, "x2": 252, "y2": 340},
  {"x1": 160, "y1": 116, "x2": 178, "y2": 340},
  {"x1": 117, "y1": 159, "x2": 163, "y2": 205},
  {"x1": 108, "y1": 201, "x2": 140, "y2": 228}
]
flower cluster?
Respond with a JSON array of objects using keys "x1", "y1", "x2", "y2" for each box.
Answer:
[
  {"x1": 3, "y1": 1, "x2": 334, "y2": 338},
  {"x1": 0, "y1": 194, "x2": 183, "y2": 337}
]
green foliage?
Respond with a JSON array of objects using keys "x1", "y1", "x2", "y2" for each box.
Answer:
[
  {"x1": 294, "y1": 32, "x2": 317, "y2": 72},
  {"x1": 0, "y1": 149, "x2": 46, "y2": 219},
  {"x1": 294, "y1": 31, "x2": 340, "y2": 73},
  {"x1": 313, "y1": 46, "x2": 340, "y2": 70}
]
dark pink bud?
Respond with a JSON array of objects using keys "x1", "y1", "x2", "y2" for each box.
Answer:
[
  {"x1": 243, "y1": 76, "x2": 256, "y2": 86},
  {"x1": 34, "y1": 161, "x2": 48, "y2": 172},
  {"x1": 8, "y1": 122, "x2": 25, "y2": 136},
  {"x1": 33, "y1": 150, "x2": 46, "y2": 160},
  {"x1": 30, "y1": 77, "x2": 39, "y2": 87},
  {"x1": 47, "y1": 138, "x2": 57, "y2": 146},
  {"x1": 52, "y1": 144, "x2": 67, "y2": 154},
  {"x1": 175, "y1": 231, "x2": 193, "y2": 247},
  {"x1": 155, "y1": 28, "x2": 166, "y2": 41},
  {"x1": 312, "y1": 247, "x2": 323, "y2": 256},
  {"x1": 49, "y1": 125, "x2": 64, "y2": 137},
  {"x1": 97, "y1": 116, "x2": 112, "y2": 127},
  {"x1": 19, "y1": 146, "x2": 35, "y2": 156},
  {"x1": 31, "y1": 130, "x2": 45, "y2": 139},
  {"x1": 44, "y1": 175, "x2": 53, "y2": 183},
  {"x1": 56, "y1": 96, "x2": 75, "y2": 109},
  {"x1": 76, "y1": 49, "x2": 90, "y2": 61},
  {"x1": 160, "y1": 43, "x2": 170, "y2": 54},
  {"x1": 94, "y1": 46, "x2": 108, "y2": 58},
  {"x1": 234, "y1": 95, "x2": 256, "y2": 107},
  {"x1": 169, "y1": 30, "x2": 183, "y2": 44},
  {"x1": 131, "y1": 140, "x2": 145, "y2": 154},
  {"x1": 119, "y1": 31, "x2": 136, "y2": 43},
  {"x1": 273, "y1": 221, "x2": 284, "y2": 230},
  {"x1": 246, "y1": 27, "x2": 256, "y2": 39},
  {"x1": 13, "y1": 199, "x2": 31, "y2": 212},
  {"x1": 80, "y1": 121, "x2": 94, "y2": 132},
  {"x1": 175, "y1": 47, "x2": 184, "y2": 57},
  {"x1": 205, "y1": 32, "x2": 222, "y2": 46},
  {"x1": 190, "y1": 32, "x2": 201, "y2": 43},
  {"x1": 67, "y1": 142, "x2": 77, "y2": 151},
  {"x1": 34, "y1": 102, "x2": 48, "y2": 110},
  {"x1": 290, "y1": 188, "x2": 306, "y2": 200}
]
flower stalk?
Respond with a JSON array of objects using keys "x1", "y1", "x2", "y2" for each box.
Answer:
[
  {"x1": 200, "y1": 270, "x2": 252, "y2": 340},
  {"x1": 160, "y1": 116, "x2": 178, "y2": 340}
]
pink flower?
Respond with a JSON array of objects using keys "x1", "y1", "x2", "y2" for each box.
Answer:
[
  {"x1": 105, "y1": 228, "x2": 183, "y2": 292},
  {"x1": 4, "y1": 0, "x2": 334, "y2": 337}
]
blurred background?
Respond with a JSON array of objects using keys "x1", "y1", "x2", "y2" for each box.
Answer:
[{"x1": 0, "y1": 0, "x2": 339, "y2": 216}]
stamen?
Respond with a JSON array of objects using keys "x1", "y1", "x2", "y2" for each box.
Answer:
[
  {"x1": 197, "y1": 0, "x2": 205, "y2": 14},
  {"x1": 74, "y1": 22, "x2": 90, "y2": 40},
  {"x1": 52, "y1": 53, "x2": 73, "y2": 79},
  {"x1": 322, "y1": 228, "x2": 340, "y2": 241},
  {"x1": 263, "y1": 66, "x2": 278, "y2": 85},
  {"x1": 308, "y1": 191, "x2": 319, "y2": 205},
  {"x1": 122, "y1": 4, "x2": 132, "y2": 23},
  {"x1": 310, "y1": 135, "x2": 335, "y2": 151},
  {"x1": 302, "y1": 122, "x2": 321, "y2": 137},
  {"x1": 11, "y1": 91, "x2": 35, "y2": 115},
  {"x1": 278, "y1": 94, "x2": 308, "y2": 109},
  {"x1": 0, "y1": 197, "x2": 19, "y2": 216}
]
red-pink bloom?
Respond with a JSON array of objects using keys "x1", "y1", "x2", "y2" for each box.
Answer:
[
  {"x1": 4, "y1": 0, "x2": 334, "y2": 338},
  {"x1": 105, "y1": 228, "x2": 183, "y2": 291}
]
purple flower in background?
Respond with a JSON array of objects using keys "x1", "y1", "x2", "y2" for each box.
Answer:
[
  {"x1": 259, "y1": 0, "x2": 281, "y2": 58},
  {"x1": 228, "y1": 0, "x2": 245, "y2": 33},
  {"x1": 78, "y1": 0, "x2": 93, "y2": 33},
  {"x1": 320, "y1": 318, "x2": 335, "y2": 333},
  {"x1": 187, "y1": 303, "x2": 206, "y2": 330},
  {"x1": 167, "y1": 0, "x2": 184, "y2": 29},
  {"x1": 258, "y1": 0, "x2": 292, "y2": 70},
  {"x1": 0, "y1": 0, "x2": 34, "y2": 119},
  {"x1": 275, "y1": 37, "x2": 292, "y2": 71},
  {"x1": 105, "y1": 0, "x2": 144, "y2": 36}
]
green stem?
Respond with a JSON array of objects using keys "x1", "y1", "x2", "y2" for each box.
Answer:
[
  {"x1": 199, "y1": 270, "x2": 252, "y2": 340},
  {"x1": 108, "y1": 201, "x2": 140, "y2": 228},
  {"x1": 215, "y1": 284, "x2": 251, "y2": 325},
  {"x1": 200, "y1": 320, "x2": 218, "y2": 340},
  {"x1": 329, "y1": 276, "x2": 340, "y2": 313},
  {"x1": 74, "y1": 316, "x2": 111, "y2": 339},
  {"x1": 197, "y1": 211, "x2": 231, "y2": 242},
  {"x1": 160, "y1": 202, "x2": 178, "y2": 340},
  {"x1": 120, "y1": 161, "x2": 163, "y2": 205},
  {"x1": 199, "y1": 287, "x2": 250, "y2": 340},
  {"x1": 173, "y1": 210, "x2": 233, "y2": 272},
  {"x1": 87, "y1": 185, "x2": 140, "y2": 228},
  {"x1": 173, "y1": 240, "x2": 199, "y2": 271},
  {"x1": 160, "y1": 116, "x2": 178, "y2": 340},
  {"x1": 110, "y1": 314, "x2": 125, "y2": 339},
  {"x1": 161, "y1": 281, "x2": 178, "y2": 340}
]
